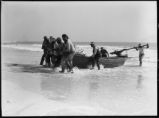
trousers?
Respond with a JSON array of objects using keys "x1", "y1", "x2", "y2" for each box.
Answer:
[{"x1": 61, "y1": 52, "x2": 75, "y2": 72}]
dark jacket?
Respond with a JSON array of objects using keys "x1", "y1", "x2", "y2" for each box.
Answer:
[
  {"x1": 42, "y1": 39, "x2": 50, "y2": 50},
  {"x1": 92, "y1": 47, "x2": 101, "y2": 59},
  {"x1": 101, "y1": 49, "x2": 108, "y2": 57}
]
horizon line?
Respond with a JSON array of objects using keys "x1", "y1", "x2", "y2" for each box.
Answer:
[{"x1": 2, "y1": 41, "x2": 157, "y2": 44}]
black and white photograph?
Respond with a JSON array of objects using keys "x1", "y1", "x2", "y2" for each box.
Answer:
[{"x1": 1, "y1": 1, "x2": 157, "y2": 116}]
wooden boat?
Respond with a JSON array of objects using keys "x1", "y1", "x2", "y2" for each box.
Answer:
[
  {"x1": 73, "y1": 53, "x2": 127, "y2": 68},
  {"x1": 73, "y1": 54, "x2": 92, "y2": 68},
  {"x1": 99, "y1": 56, "x2": 127, "y2": 68}
]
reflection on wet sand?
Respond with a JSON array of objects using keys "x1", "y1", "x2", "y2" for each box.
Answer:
[
  {"x1": 40, "y1": 76, "x2": 101, "y2": 105},
  {"x1": 88, "y1": 80, "x2": 100, "y2": 100},
  {"x1": 136, "y1": 74, "x2": 144, "y2": 89},
  {"x1": 41, "y1": 77, "x2": 71, "y2": 101},
  {"x1": 6, "y1": 63, "x2": 55, "y2": 73},
  {"x1": 90, "y1": 81, "x2": 99, "y2": 91}
]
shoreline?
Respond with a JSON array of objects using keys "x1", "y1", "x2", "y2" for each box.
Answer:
[
  {"x1": 1, "y1": 47, "x2": 157, "y2": 116},
  {"x1": 2, "y1": 42, "x2": 157, "y2": 51}
]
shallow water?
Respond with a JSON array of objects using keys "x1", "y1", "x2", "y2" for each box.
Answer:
[{"x1": 1, "y1": 44, "x2": 157, "y2": 115}]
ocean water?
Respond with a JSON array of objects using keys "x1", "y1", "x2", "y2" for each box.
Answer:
[
  {"x1": 2, "y1": 42, "x2": 157, "y2": 115},
  {"x1": 2, "y1": 42, "x2": 157, "y2": 64}
]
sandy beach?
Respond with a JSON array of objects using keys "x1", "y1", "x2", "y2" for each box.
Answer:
[
  {"x1": 1, "y1": 45, "x2": 157, "y2": 116},
  {"x1": 2, "y1": 1, "x2": 157, "y2": 116}
]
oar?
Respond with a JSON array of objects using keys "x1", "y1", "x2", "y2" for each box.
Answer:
[
  {"x1": 110, "y1": 47, "x2": 136, "y2": 55},
  {"x1": 124, "y1": 47, "x2": 137, "y2": 51},
  {"x1": 141, "y1": 43, "x2": 149, "y2": 48},
  {"x1": 133, "y1": 43, "x2": 149, "y2": 50}
]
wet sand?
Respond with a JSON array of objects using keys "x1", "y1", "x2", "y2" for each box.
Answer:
[{"x1": 2, "y1": 47, "x2": 157, "y2": 116}]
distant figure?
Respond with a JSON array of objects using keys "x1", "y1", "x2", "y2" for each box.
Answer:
[
  {"x1": 136, "y1": 43, "x2": 149, "y2": 66},
  {"x1": 100, "y1": 47, "x2": 109, "y2": 58},
  {"x1": 60, "y1": 34, "x2": 75, "y2": 73},
  {"x1": 40, "y1": 36, "x2": 50, "y2": 66},
  {"x1": 90, "y1": 42, "x2": 101, "y2": 70}
]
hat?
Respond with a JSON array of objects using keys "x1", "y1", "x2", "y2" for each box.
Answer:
[
  {"x1": 138, "y1": 43, "x2": 141, "y2": 47},
  {"x1": 44, "y1": 36, "x2": 47, "y2": 39},
  {"x1": 57, "y1": 37, "x2": 61, "y2": 41},
  {"x1": 90, "y1": 42, "x2": 95, "y2": 45},
  {"x1": 56, "y1": 37, "x2": 62, "y2": 42},
  {"x1": 43, "y1": 36, "x2": 48, "y2": 40},
  {"x1": 62, "y1": 34, "x2": 69, "y2": 39},
  {"x1": 50, "y1": 36, "x2": 56, "y2": 42}
]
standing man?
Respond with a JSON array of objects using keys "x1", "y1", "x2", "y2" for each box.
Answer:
[
  {"x1": 40, "y1": 36, "x2": 50, "y2": 66},
  {"x1": 90, "y1": 42, "x2": 101, "y2": 70},
  {"x1": 60, "y1": 34, "x2": 76, "y2": 73},
  {"x1": 136, "y1": 43, "x2": 149, "y2": 66},
  {"x1": 54, "y1": 37, "x2": 65, "y2": 67},
  {"x1": 46, "y1": 36, "x2": 56, "y2": 67}
]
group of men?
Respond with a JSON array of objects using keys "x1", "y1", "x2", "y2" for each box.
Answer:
[
  {"x1": 89, "y1": 42, "x2": 109, "y2": 70},
  {"x1": 89, "y1": 42, "x2": 149, "y2": 69},
  {"x1": 40, "y1": 35, "x2": 148, "y2": 73},
  {"x1": 40, "y1": 36, "x2": 109, "y2": 72},
  {"x1": 40, "y1": 34, "x2": 75, "y2": 73}
]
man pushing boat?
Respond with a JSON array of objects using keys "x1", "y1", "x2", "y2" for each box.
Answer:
[
  {"x1": 90, "y1": 42, "x2": 101, "y2": 70},
  {"x1": 59, "y1": 34, "x2": 76, "y2": 73},
  {"x1": 100, "y1": 47, "x2": 109, "y2": 58},
  {"x1": 40, "y1": 36, "x2": 50, "y2": 66}
]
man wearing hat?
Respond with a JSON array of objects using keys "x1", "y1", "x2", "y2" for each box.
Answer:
[
  {"x1": 90, "y1": 42, "x2": 101, "y2": 70},
  {"x1": 60, "y1": 34, "x2": 75, "y2": 73},
  {"x1": 45, "y1": 36, "x2": 57, "y2": 67},
  {"x1": 40, "y1": 36, "x2": 50, "y2": 66},
  {"x1": 54, "y1": 37, "x2": 65, "y2": 67},
  {"x1": 136, "y1": 43, "x2": 149, "y2": 66}
]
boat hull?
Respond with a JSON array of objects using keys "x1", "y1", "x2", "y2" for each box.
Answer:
[
  {"x1": 73, "y1": 54, "x2": 127, "y2": 68},
  {"x1": 73, "y1": 54, "x2": 92, "y2": 68},
  {"x1": 99, "y1": 57, "x2": 127, "y2": 68}
]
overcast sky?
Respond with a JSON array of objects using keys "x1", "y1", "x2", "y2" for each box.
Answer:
[{"x1": 2, "y1": 1, "x2": 157, "y2": 43}]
